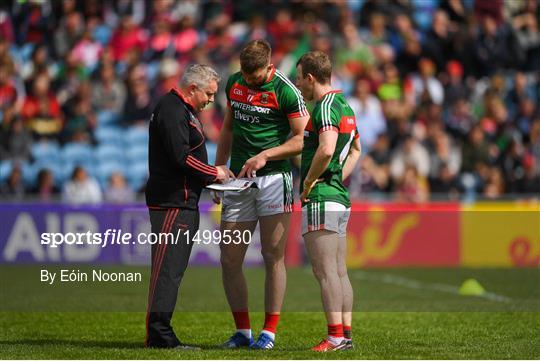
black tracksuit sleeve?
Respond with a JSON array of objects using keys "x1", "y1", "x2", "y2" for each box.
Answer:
[{"x1": 157, "y1": 100, "x2": 218, "y2": 183}]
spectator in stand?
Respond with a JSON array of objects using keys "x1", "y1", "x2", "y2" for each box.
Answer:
[
  {"x1": 389, "y1": 13, "x2": 418, "y2": 56},
  {"x1": 378, "y1": 63, "x2": 407, "y2": 125},
  {"x1": 172, "y1": 14, "x2": 199, "y2": 57},
  {"x1": 335, "y1": 21, "x2": 375, "y2": 78},
  {"x1": 21, "y1": 44, "x2": 57, "y2": 83},
  {"x1": 0, "y1": 9, "x2": 15, "y2": 43},
  {"x1": 0, "y1": 118, "x2": 32, "y2": 162},
  {"x1": 427, "y1": 126, "x2": 462, "y2": 180},
  {"x1": 390, "y1": 134, "x2": 430, "y2": 183},
  {"x1": 395, "y1": 164, "x2": 429, "y2": 203},
  {"x1": 53, "y1": 11, "x2": 84, "y2": 59},
  {"x1": 429, "y1": 162, "x2": 460, "y2": 199},
  {"x1": 473, "y1": 14, "x2": 525, "y2": 77},
  {"x1": 147, "y1": 15, "x2": 174, "y2": 61},
  {"x1": 395, "y1": 32, "x2": 422, "y2": 77},
  {"x1": 0, "y1": 37, "x2": 14, "y2": 69},
  {"x1": 0, "y1": 63, "x2": 20, "y2": 127},
  {"x1": 109, "y1": 15, "x2": 148, "y2": 63},
  {"x1": 91, "y1": 63, "x2": 126, "y2": 124},
  {"x1": 461, "y1": 125, "x2": 491, "y2": 173},
  {"x1": 528, "y1": 119, "x2": 540, "y2": 174},
  {"x1": 505, "y1": 72, "x2": 535, "y2": 118},
  {"x1": 123, "y1": 70, "x2": 152, "y2": 127},
  {"x1": 55, "y1": 50, "x2": 89, "y2": 105},
  {"x1": 347, "y1": 77, "x2": 386, "y2": 151},
  {"x1": 30, "y1": 168, "x2": 59, "y2": 201},
  {"x1": 153, "y1": 57, "x2": 180, "y2": 100},
  {"x1": 501, "y1": 139, "x2": 527, "y2": 193},
  {"x1": 443, "y1": 60, "x2": 470, "y2": 108},
  {"x1": 483, "y1": 166, "x2": 505, "y2": 199},
  {"x1": 12, "y1": 0, "x2": 53, "y2": 46},
  {"x1": 361, "y1": 12, "x2": 390, "y2": 60},
  {"x1": 267, "y1": 8, "x2": 297, "y2": 55},
  {"x1": 479, "y1": 96, "x2": 510, "y2": 150},
  {"x1": 511, "y1": 0, "x2": 540, "y2": 71},
  {"x1": 409, "y1": 58, "x2": 444, "y2": 107},
  {"x1": 439, "y1": 0, "x2": 468, "y2": 27},
  {"x1": 423, "y1": 10, "x2": 455, "y2": 73},
  {"x1": 445, "y1": 97, "x2": 475, "y2": 141},
  {"x1": 71, "y1": 27, "x2": 103, "y2": 72},
  {"x1": 62, "y1": 91, "x2": 96, "y2": 143},
  {"x1": 0, "y1": 165, "x2": 25, "y2": 200},
  {"x1": 61, "y1": 166, "x2": 102, "y2": 204},
  {"x1": 357, "y1": 133, "x2": 391, "y2": 196},
  {"x1": 519, "y1": 152, "x2": 540, "y2": 194},
  {"x1": 104, "y1": 172, "x2": 135, "y2": 203},
  {"x1": 21, "y1": 72, "x2": 63, "y2": 140},
  {"x1": 514, "y1": 97, "x2": 536, "y2": 137},
  {"x1": 460, "y1": 125, "x2": 492, "y2": 200}
]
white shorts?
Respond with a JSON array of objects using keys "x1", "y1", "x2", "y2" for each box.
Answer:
[
  {"x1": 302, "y1": 201, "x2": 351, "y2": 236},
  {"x1": 221, "y1": 172, "x2": 293, "y2": 222}
]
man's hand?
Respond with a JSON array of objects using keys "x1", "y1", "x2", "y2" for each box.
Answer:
[
  {"x1": 237, "y1": 153, "x2": 268, "y2": 178},
  {"x1": 215, "y1": 165, "x2": 235, "y2": 183},
  {"x1": 300, "y1": 178, "x2": 322, "y2": 203}
]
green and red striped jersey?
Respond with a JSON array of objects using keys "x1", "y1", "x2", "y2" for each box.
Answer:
[
  {"x1": 225, "y1": 66, "x2": 308, "y2": 175},
  {"x1": 300, "y1": 90, "x2": 359, "y2": 207}
]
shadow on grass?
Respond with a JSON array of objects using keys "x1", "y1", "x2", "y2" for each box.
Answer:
[
  {"x1": 0, "y1": 339, "x2": 142, "y2": 349},
  {"x1": 0, "y1": 339, "x2": 237, "y2": 351}
]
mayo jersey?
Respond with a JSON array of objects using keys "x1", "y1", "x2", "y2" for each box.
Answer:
[
  {"x1": 226, "y1": 66, "x2": 308, "y2": 175},
  {"x1": 300, "y1": 90, "x2": 359, "y2": 207}
]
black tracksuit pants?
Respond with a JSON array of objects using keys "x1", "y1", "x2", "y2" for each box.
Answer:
[{"x1": 145, "y1": 207, "x2": 199, "y2": 348}]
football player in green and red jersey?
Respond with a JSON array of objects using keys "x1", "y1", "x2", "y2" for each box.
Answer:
[
  {"x1": 295, "y1": 51, "x2": 362, "y2": 352},
  {"x1": 214, "y1": 39, "x2": 309, "y2": 350}
]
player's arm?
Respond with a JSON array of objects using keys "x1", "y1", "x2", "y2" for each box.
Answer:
[
  {"x1": 215, "y1": 106, "x2": 233, "y2": 166},
  {"x1": 239, "y1": 78, "x2": 309, "y2": 178},
  {"x1": 267, "y1": 114, "x2": 310, "y2": 160},
  {"x1": 342, "y1": 137, "x2": 362, "y2": 181},
  {"x1": 300, "y1": 129, "x2": 338, "y2": 203},
  {"x1": 238, "y1": 114, "x2": 309, "y2": 178}
]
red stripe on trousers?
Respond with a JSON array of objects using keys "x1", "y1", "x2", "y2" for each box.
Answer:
[
  {"x1": 145, "y1": 209, "x2": 178, "y2": 346},
  {"x1": 145, "y1": 209, "x2": 172, "y2": 346}
]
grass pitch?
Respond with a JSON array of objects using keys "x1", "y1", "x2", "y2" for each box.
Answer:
[{"x1": 0, "y1": 266, "x2": 538, "y2": 359}]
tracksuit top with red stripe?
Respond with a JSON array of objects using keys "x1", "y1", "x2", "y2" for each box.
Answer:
[{"x1": 145, "y1": 88, "x2": 217, "y2": 209}]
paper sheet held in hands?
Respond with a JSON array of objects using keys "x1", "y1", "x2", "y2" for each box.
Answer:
[{"x1": 206, "y1": 179, "x2": 257, "y2": 191}]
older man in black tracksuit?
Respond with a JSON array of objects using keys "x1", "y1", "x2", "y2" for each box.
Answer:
[{"x1": 145, "y1": 64, "x2": 233, "y2": 349}]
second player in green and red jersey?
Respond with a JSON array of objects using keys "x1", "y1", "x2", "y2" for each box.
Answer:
[{"x1": 300, "y1": 90, "x2": 359, "y2": 207}]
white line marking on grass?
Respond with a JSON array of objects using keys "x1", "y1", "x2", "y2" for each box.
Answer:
[{"x1": 352, "y1": 271, "x2": 512, "y2": 303}]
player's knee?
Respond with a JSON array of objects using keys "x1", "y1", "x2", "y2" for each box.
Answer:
[
  {"x1": 337, "y1": 264, "x2": 348, "y2": 279},
  {"x1": 220, "y1": 253, "x2": 243, "y2": 272},
  {"x1": 311, "y1": 264, "x2": 333, "y2": 282},
  {"x1": 261, "y1": 246, "x2": 284, "y2": 266}
]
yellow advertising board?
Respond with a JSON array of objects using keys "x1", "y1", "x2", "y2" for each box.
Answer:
[{"x1": 461, "y1": 202, "x2": 540, "y2": 267}]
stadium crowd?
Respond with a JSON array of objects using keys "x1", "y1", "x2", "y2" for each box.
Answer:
[{"x1": 0, "y1": 0, "x2": 539, "y2": 203}]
